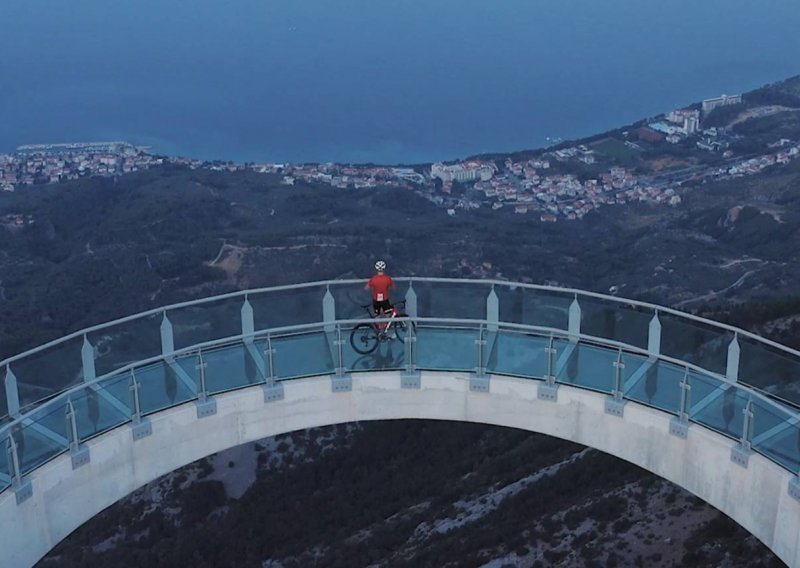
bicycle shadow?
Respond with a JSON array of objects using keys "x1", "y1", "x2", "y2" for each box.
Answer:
[{"x1": 350, "y1": 340, "x2": 406, "y2": 371}]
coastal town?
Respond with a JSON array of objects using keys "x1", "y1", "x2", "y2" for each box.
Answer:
[{"x1": 2, "y1": 94, "x2": 800, "y2": 221}]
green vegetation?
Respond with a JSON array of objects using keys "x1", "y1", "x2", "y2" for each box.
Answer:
[{"x1": 590, "y1": 138, "x2": 642, "y2": 166}]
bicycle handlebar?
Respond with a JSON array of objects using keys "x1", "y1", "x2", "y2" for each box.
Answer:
[{"x1": 360, "y1": 299, "x2": 407, "y2": 309}]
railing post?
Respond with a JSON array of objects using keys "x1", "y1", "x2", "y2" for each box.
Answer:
[
  {"x1": 65, "y1": 399, "x2": 90, "y2": 469},
  {"x1": 486, "y1": 286, "x2": 499, "y2": 333},
  {"x1": 605, "y1": 349, "x2": 626, "y2": 417},
  {"x1": 669, "y1": 369, "x2": 692, "y2": 439},
  {"x1": 7, "y1": 434, "x2": 32, "y2": 505},
  {"x1": 323, "y1": 286, "x2": 336, "y2": 333},
  {"x1": 648, "y1": 312, "x2": 661, "y2": 357},
  {"x1": 81, "y1": 335, "x2": 96, "y2": 382},
  {"x1": 470, "y1": 324, "x2": 490, "y2": 392},
  {"x1": 160, "y1": 311, "x2": 174, "y2": 358},
  {"x1": 405, "y1": 282, "x2": 418, "y2": 318},
  {"x1": 5, "y1": 364, "x2": 20, "y2": 418},
  {"x1": 401, "y1": 318, "x2": 420, "y2": 389},
  {"x1": 727, "y1": 334, "x2": 740, "y2": 383},
  {"x1": 331, "y1": 323, "x2": 352, "y2": 392},
  {"x1": 129, "y1": 369, "x2": 152, "y2": 440},
  {"x1": 263, "y1": 334, "x2": 284, "y2": 402},
  {"x1": 538, "y1": 334, "x2": 559, "y2": 401},
  {"x1": 731, "y1": 398, "x2": 754, "y2": 468},
  {"x1": 195, "y1": 349, "x2": 217, "y2": 418},
  {"x1": 568, "y1": 296, "x2": 580, "y2": 343},
  {"x1": 241, "y1": 296, "x2": 255, "y2": 342}
]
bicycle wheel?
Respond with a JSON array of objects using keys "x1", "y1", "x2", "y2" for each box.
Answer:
[
  {"x1": 350, "y1": 323, "x2": 379, "y2": 354},
  {"x1": 394, "y1": 315, "x2": 415, "y2": 343}
]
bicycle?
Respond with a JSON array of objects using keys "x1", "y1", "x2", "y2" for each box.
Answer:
[{"x1": 349, "y1": 300, "x2": 415, "y2": 354}]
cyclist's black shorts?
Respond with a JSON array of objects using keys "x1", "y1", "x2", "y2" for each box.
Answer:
[{"x1": 373, "y1": 300, "x2": 392, "y2": 314}]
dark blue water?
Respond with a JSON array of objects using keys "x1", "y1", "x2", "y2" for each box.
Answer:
[{"x1": 2, "y1": 0, "x2": 799, "y2": 164}]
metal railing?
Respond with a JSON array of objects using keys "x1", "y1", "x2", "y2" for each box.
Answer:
[{"x1": 2, "y1": 278, "x2": 800, "y2": 498}]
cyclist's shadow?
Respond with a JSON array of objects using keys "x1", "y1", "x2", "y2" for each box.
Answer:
[{"x1": 351, "y1": 340, "x2": 405, "y2": 371}]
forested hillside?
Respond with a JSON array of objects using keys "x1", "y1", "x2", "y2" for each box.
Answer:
[{"x1": 1, "y1": 141, "x2": 798, "y2": 568}]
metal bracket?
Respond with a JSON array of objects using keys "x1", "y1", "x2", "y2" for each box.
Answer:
[
  {"x1": 539, "y1": 336, "x2": 559, "y2": 401},
  {"x1": 606, "y1": 350, "x2": 626, "y2": 417},
  {"x1": 731, "y1": 400, "x2": 754, "y2": 468},
  {"x1": 537, "y1": 382, "x2": 559, "y2": 402},
  {"x1": 605, "y1": 397, "x2": 626, "y2": 417},
  {"x1": 129, "y1": 370, "x2": 152, "y2": 440},
  {"x1": 789, "y1": 477, "x2": 800, "y2": 502},
  {"x1": 66, "y1": 400, "x2": 90, "y2": 470},
  {"x1": 401, "y1": 370, "x2": 421, "y2": 389},
  {"x1": 7, "y1": 436, "x2": 32, "y2": 505},
  {"x1": 263, "y1": 381, "x2": 285, "y2": 402},
  {"x1": 13, "y1": 478, "x2": 32, "y2": 505},
  {"x1": 470, "y1": 373, "x2": 490, "y2": 393},
  {"x1": 131, "y1": 418, "x2": 153, "y2": 441},
  {"x1": 71, "y1": 445, "x2": 91, "y2": 470},
  {"x1": 195, "y1": 350, "x2": 217, "y2": 418},
  {"x1": 196, "y1": 397, "x2": 217, "y2": 418},
  {"x1": 669, "y1": 417, "x2": 689, "y2": 439},
  {"x1": 670, "y1": 369, "x2": 692, "y2": 438},
  {"x1": 332, "y1": 373, "x2": 352, "y2": 392},
  {"x1": 730, "y1": 444, "x2": 752, "y2": 468}
]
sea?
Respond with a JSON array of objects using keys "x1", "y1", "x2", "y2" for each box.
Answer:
[{"x1": 2, "y1": 0, "x2": 799, "y2": 165}]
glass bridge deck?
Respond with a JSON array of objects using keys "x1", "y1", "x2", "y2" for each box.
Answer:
[{"x1": 3, "y1": 278, "x2": 800, "y2": 493}]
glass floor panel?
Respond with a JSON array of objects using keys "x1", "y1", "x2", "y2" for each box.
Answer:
[
  {"x1": 272, "y1": 332, "x2": 335, "y2": 379},
  {"x1": 203, "y1": 343, "x2": 262, "y2": 394},
  {"x1": 414, "y1": 327, "x2": 480, "y2": 372},
  {"x1": 624, "y1": 360, "x2": 685, "y2": 414},
  {"x1": 555, "y1": 342, "x2": 617, "y2": 394},
  {"x1": 487, "y1": 332, "x2": 549, "y2": 379}
]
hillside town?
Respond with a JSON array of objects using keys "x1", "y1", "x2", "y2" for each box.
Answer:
[{"x1": 2, "y1": 94, "x2": 800, "y2": 221}]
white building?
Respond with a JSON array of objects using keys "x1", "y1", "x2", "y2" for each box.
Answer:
[
  {"x1": 702, "y1": 94, "x2": 742, "y2": 114},
  {"x1": 431, "y1": 162, "x2": 495, "y2": 183}
]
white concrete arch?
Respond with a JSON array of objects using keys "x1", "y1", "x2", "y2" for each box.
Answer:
[{"x1": 2, "y1": 371, "x2": 800, "y2": 568}]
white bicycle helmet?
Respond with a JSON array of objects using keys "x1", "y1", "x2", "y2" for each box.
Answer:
[{"x1": 375, "y1": 260, "x2": 386, "y2": 271}]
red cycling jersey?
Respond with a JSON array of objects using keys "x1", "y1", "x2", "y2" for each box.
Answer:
[{"x1": 367, "y1": 273, "x2": 394, "y2": 302}]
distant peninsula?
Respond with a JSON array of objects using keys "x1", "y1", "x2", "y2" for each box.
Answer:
[{"x1": 2, "y1": 75, "x2": 800, "y2": 222}]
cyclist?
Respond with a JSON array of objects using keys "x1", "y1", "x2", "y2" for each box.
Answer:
[{"x1": 365, "y1": 260, "x2": 394, "y2": 317}]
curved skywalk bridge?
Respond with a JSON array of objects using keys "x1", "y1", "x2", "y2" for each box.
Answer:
[{"x1": 3, "y1": 278, "x2": 800, "y2": 567}]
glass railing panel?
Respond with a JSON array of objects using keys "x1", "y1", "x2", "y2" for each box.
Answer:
[
  {"x1": 272, "y1": 331, "x2": 335, "y2": 380},
  {"x1": 623, "y1": 360, "x2": 684, "y2": 414},
  {"x1": 414, "y1": 325, "x2": 481, "y2": 372},
  {"x1": 689, "y1": 375, "x2": 748, "y2": 440},
  {"x1": 0, "y1": 378, "x2": 8, "y2": 425},
  {"x1": 751, "y1": 398, "x2": 800, "y2": 473},
  {"x1": 13, "y1": 401, "x2": 70, "y2": 475},
  {"x1": 738, "y1": 337, "x2": 800, "y2": 407},
  {"x1": 0, "y1": 438, "x2": 10, "y2": 492},
  {"x1": 13, "y1": 336, "x2": 84, "y2": 412},
  {"x1": 495, "y1": 285, "x2": 573, "y2": 330},
  {"x1": 555, "y1": 341, "x2": 616, "y2": 393},
  {"x1": 70, "y1": 376, "x2": 131, "y2": 441},
  {"x1": 412, "y1": 281, "x2": 490, "y2": 321},
  {"x1": 137, "y1": 360, "x2": 197, "y2": 415},
  {"x1": 202, "y1": 343, "x2": 261, "y2": 394},
  {"x1": 659, "y1": 313, "x2": 731, "y2": 375},
  {"x1": 250, "y1": 285, "x2": 329, "y2": 331},
  {"x1": 619, "y1": 352, "x2": 650, "y2": 385},
  {"x1": 578, "y1": 297, "x2": 653, "y2": 350},
  {"x1": 326, "y1": 281, "x2": 406, "y2": 322},
  {"x1": 87, "y1": 312, "x2": 163, "y2": 377},
  {"x1": 169, "y1": 297, "x2": 244, "y2": 351},
  {"x1": 487, "y1": 330, "x2": 549, "y2": 379}
]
